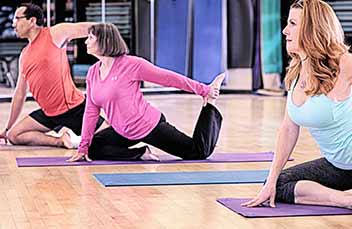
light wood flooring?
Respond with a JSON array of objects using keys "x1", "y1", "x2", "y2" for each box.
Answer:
[{"x1": 0, "y1": 94, "x2": 350, "y2": 229}]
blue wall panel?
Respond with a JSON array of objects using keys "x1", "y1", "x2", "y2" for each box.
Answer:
[
  {"x1": 192, "y1": 0, "x2": 225, "y2": 83},
  {"x1": 155, "y1": 0, "x2": 190, "y2": 75}
]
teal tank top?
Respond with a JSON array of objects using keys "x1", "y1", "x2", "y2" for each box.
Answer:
[{"x1": 287, "y1": 78, "x2": 352, "y2": 169}]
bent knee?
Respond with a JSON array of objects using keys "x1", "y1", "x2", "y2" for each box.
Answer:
[
  {"x1": 7, "y1": 130, "x2": 21, "y2": 145},
  {"x1": 275, "y1": 175, "x2": 297, "y2": 204}
]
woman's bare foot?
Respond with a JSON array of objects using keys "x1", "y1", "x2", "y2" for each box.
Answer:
[
  {"x1": 140, "y1": 146, "x2": 160, "y2": 161},
  {"x1": 206, "y1": 73, "x2": 225, "y2": 106}
]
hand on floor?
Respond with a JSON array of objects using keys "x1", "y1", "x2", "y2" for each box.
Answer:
[
  {"x1": 67, "y1": 151, "x2": 92, "y2": 162},
  {"x1": 241, "y1": 183, "x2": 277, "y2": 208},
  {"x1": 0, "y1": 130, "x2": 8, "y2": 144}
]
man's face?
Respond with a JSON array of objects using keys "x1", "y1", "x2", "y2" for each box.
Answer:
[{"x1": 12, "y1": 7, "x2": 33, "y2": 38}]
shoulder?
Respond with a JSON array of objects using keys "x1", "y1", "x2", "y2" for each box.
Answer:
[
  {"x1": 339, "y1": 52, "x2": 352, "y2": 67},
  {"x1": 49, "y1": 23, "x2": 71, "y2": 36},
  {"x1": 338, "y1": 53, "x2": 352, "y2": 83},
  {"x1": 41, "y1": 27, "x2": 50, "y2": 37},
  {"x1": 21, "y1": 45, "x2": 29, "y2": 54},
  {"x1": 121, "y1": 55, "x2": 147, "y2": 70},
  {"x1": 122, "y1": 55, "x2": 144, "y2": 64},
  {"x1": 19, "y1": 44, "x2": 31, "y2": 64},
  {"x1": 49, "y1": 23, "x2": 76, "y2": 47}
]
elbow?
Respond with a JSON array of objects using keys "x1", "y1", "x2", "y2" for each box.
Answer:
[
  {"x1": 279, "y1": 123, "x2": 299, "y2": 138},
  {"x1": 13, "y1": 92, "x2": 26, "y2": 102}
]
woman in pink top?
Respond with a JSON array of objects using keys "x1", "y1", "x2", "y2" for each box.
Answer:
[{"x1": 68, "y1": 23, "x2": 224, "y2": 162}]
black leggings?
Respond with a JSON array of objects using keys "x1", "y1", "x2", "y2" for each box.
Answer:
[
  {"x1": 276, "y1": 157, "x2": 352, "y2": 203},
  {"x1": 88, "y1": 103, "x2": 222, "y2": 160}
]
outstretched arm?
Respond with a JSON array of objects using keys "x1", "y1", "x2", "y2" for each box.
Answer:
[
  {"x1": 135, "y1": 58, "x2": 211, "y2": 97},
  {"x1": 50, "y1": 22, "x2": 97, "y2": 48}
]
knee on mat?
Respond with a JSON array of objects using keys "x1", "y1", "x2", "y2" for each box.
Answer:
[{"x1": 7, "y1": 130, "x2": 21, "y2": 145}]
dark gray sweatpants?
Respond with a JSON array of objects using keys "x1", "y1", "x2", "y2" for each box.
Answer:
[{"x1": 276, "y1": 157, "x2": 352, "y2": 203}]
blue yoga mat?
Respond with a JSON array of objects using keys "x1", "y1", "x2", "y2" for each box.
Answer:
[{"x1": 94, "y1": 170, "x2": 269, "y2": 187}]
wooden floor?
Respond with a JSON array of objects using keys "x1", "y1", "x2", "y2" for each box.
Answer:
[{"x1": 0, "y1": 94, "x2": 351, "y2": 228}]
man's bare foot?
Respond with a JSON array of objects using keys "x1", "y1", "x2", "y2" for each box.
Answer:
[
  {"x1": 61, "y1": 131, "x2": 73, "y2": 149},
  {"x1": 44, "y1": 128, "x2": 72, "y2": 148},
  {"x1": 140, "y1": 146, "x2": 160, "y2": 161},
  {"x1": 206, "y1": 73, "x2": 225, "y2": 106},
  {"x1": 45, "y1": 130, "x2": 59, "y2": 137}
]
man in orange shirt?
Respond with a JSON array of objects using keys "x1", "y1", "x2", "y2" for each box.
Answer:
[{"x1": 0, "y1": 3, "x2": 107, "y2": 148}]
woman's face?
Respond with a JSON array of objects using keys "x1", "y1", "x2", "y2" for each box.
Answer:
[
  {"x1": 282, "y1": 8, "x2": 302, "y2": 54},
  {"x1": 85, "y1": 32, "x2": 99, "y2": 55}
]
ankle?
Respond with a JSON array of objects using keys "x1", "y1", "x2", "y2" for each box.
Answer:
[
  {"x1": 206, "y1": 98, "x2": 216, "y2": 106},
  {"x1": 58, "y1": 136, "x2": 66, "y2": 148},
  {"x1": 60, "y1": 132, "x2": 73, "y2": 149}
]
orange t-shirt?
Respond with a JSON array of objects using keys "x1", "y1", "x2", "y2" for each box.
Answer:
[{"x1": 21, "y1": 27, "x2": 84, "y2": 116}]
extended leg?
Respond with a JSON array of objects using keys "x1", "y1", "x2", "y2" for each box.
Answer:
[{"x1": 275, "y1": 158, "x2": 352, "y2": 208}]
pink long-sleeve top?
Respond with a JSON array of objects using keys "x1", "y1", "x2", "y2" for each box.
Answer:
[{"x1": 78, "y1": 55, "x2": 211, "y2": 154}]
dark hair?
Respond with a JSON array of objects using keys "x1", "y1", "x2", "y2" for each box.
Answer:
[
  {"x1": 88, "y1": 23, "x2": 129, "y2": 57},
  {"x1": 19, "y1": 3, "x2": 44, "y2": 26}
]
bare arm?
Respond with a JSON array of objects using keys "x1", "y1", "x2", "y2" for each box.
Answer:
[
  {"x1": 1, "y1": 56, "x2": 27, "y2": 137},
  {"x1": 267, "y1": 109, "x2": 300, "y2": 183},
  {"x1": 243, "y1": 107, "x2": 300, "y2": 207},
  {"x1": 50, "y1": 22, "x2": 97, "y2": 48}
]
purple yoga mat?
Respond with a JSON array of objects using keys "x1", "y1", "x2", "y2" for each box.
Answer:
[
  {"x1": 217, "y1": 198, "x2": 352, "y2": 218},
  {"x1": 16, "y1": 152, "x2": 285, "y2": 167}
]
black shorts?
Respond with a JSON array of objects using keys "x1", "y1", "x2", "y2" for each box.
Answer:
[{"x1": 29, "y1": 100, "x2": 105, "y2": 135}]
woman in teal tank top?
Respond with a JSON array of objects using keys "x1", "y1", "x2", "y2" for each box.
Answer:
[{"x1": 243, "y1": 0, "x2": 352, "y2": 209}]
